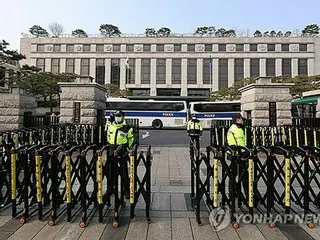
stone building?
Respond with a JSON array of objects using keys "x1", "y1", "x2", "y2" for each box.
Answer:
[{"x1": 19, "y1": 34, "x2": 320, "y2": 98}]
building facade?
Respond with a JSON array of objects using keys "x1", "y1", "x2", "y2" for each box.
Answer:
[{"x1": 20, "y1": 35, "x2": 320, "y2": 97}]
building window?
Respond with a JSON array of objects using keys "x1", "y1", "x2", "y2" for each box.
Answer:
[
  {"x1": 298, "y1": 59, "x2": 308, "y2": 75},
  {"x1": 281, "y1": 44, "x2": 289, "y2": 51},
  {"x1": 250, "y1": 59, "x2": 260, "y2": 77},
  {"x1": 36, "y1": 58, "x2": 45, "y2": 72},
  {"x1": 187, "y1": 89, "x2": 210, "y2": 97},
  {"x1": 218, "y1": 44, "x2": 226, "y2": 52},
  {"x1": 111, "y1": 59, "x2": 120, "y2": 86},
  {"x1": 205, "y1": 44, "x2": 212, "y2": 52},
  {"x1": 266, "y1": 59, "x2": 276, "y2": 76},
  {"x1": 172, "y1": 59, "x2": 181, "y2": 84},
  {"x1": 131, "y1": 88, "x2": 150, "y2": 96},
  {"x1": 126, "y1": 59, "x2": 135, "y2": 84},
  {"x1": 250, "y1": 44, "x2": 257, "y2": 51},
  {"x1": 236, "y1": 44, "x2": 244, "y2": 51},
  {"x1": 66, "y1": 44, "x2": 74, "y2": 52},
  {"x1": 187, "y1": 59, "x2": 197, "y2": 84},
  {"x1": 83, "y1": 44, "x2": 91, "y2": 52},
  {"x1": 143, "y1": 44, "x2": 151, "y2": 52},
  {"x1": 156, "y1": 59, "x2": 166, "y2": 84},
  {"x1": 187, "y1": 44, "x2": 195, "y2": 52},
  {"x1": 51, "y1": 59, "x2": 60, "y2": 73},
  {"x1": 218, "y1": 59, "x2": 228, "y2": 89},
  {"x1": 113, "y1": 44, "x2": 121, "y2": 52},
  {"x1": 66, "y1": 59, "x2": 75, "y2": 73},
  {"x1": 203, "y1": 58, "x2": 211, "y2": 84},
  {"x1": 96, "y1": 44, "x2": 104, "y2": 52},
  {"x1": 141, "y1": 59, "x2": 151, "y2": 84},
  {"x1": 37, "y1": 44, "x2": 45, "y2": 52},
  {"x1": 126, "y1": 44, "x2": 134, "y2": 52},
  {"x1": 157, "y1": 88, "x2": 180, "y2": 96},
  {"x1": 156, "y1": 44, "x2": 164, "y2": 52},
  {"x1": 299, "y1": 44, "x2": 307, "y2": 51},
  {"x1": 282, "y1": 59, "x2": 291, "y2": 77},
  {"x1": 267, "y1": 44, "x2": 275, "y2": 51},
  {"x1": 96, "y1": 59, "x2": 105, "y2": 85},
  {"x1": 174, "y1": 44, "x2": 181, "y2": 52},
  {"x1": 80, "y1": 59, "x2": 90, "y2": 75},
  {"x1": 53, "y1": 44, "x2": 61, "y2": 52},
  {"x1": 234, "y1": 59, "x2": 244, "y2": 81}
]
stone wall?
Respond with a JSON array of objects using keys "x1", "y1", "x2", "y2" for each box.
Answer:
[
  {"x1": 239, "y1": 77, "x2": 294, "y2": 126},
  {"x1": 59, "y1": 76, "x2": 107, "y2": 124},
  {"x1": 0, "y1": 87, "x2": 37, "y2": 130}
]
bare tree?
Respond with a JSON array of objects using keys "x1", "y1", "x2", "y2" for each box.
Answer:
[{"x1": 48, "y1": 22, "x2": 64, "y2": 37}]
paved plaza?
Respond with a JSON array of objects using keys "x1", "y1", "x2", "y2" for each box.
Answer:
[{"x1": 0, "y1": 146, "x2": 320, "y2": 240}]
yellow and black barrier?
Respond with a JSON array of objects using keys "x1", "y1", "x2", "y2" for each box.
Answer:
[
  {"x1": 191, "y1": 144, "x2": 320, "y2": 229},
  {"x1": 1, "y1": 139, "x2": 151, "y2": 229}
]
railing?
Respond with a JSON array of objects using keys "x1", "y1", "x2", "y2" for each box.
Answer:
[
  {"x1": 23, "y1": 114, "x2": 59, "y2": 128},
  {"x1": 292, "y1": 117, "x2": 320, "y2": 127}
]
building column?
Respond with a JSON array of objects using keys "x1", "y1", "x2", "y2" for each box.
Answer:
[
  {"x1": 244, "y1": 59, "x2": 250, "y2": 78},
  {"x1": 292, "y1": 59, "x2": 298, "y2": 77},
  {"x1": 120, "y1": 58, "x2": 126, "y2": 90},
  {"x1": 213, "y1": 59, "x2": 219, "y2": 91},
  {"x1": 181, "y1": 59, "x2": 187, "y2": 96},
  {"x1": 75, "y1": 59, "x2": 81, "y2": 75},
  {"x1": 60, "y1": 59, "x2": 66, "y2": 73},
  {"x1": 150, "y1": 59, "x2": 157, "y2": 96},
  {"x1": 105, "y1": 59, "x2": 111, "y2": 84},
  {"x1": 166, "y1": 59, "x2": 172, "y2": 85},
  {"x1": 197, "y1": 59, "x2": 203, "y2": 85},
  {"x1": 308, "y1": 58, "x2": 315, "y2": 76},
  {"x1": 259, "y1": 59, "x2": 266, "y2": 76},
  {"x1": 135, "y1": 59, "x2": 141, "y2": 85},
  {"x1": 228, "y1": 59, "x2": 235, "y2": 87},
  {"x1": 276, "y1": 58, "x2": 282, "y2": 76},
  {"x1": 45, "y1": 59, "x2": 51, "y2": 72},
  {"x1": 90, "y1": 59, "x2": 96, "y2": 80}
]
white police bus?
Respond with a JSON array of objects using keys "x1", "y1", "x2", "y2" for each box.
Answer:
[
  {"x1": 189, "y1": 100, "x2": 241, "y2": 128},
  {"x1": 105, "y1": 98, "x2": 188, "y2": 129}
]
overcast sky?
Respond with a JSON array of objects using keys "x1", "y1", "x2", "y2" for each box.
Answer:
[{"x1": 1, "y1": 0, "x2": 319, "y2": 51}]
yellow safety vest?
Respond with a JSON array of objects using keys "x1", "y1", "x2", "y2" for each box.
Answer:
[
  {"x1": 187, "y1": 120, "x2": 203, "y2": 135},
  {"x1": 107, "y1": 120, "x2": 134, "y2": 148},
  {"x1": 227, "y1": 124, "x2": 246, "y2": 147}
]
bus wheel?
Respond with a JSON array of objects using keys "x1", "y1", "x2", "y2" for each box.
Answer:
[{"x1": 152, "y1": 119, "x2": 163, "y2": 129}]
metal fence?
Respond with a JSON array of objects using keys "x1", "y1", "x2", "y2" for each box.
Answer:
[{"x1": 190, "y1": 139, "x2": 320, "y2": 229}]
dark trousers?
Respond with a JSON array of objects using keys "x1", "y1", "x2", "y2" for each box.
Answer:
[
  {"x1": 227, "y1": 152, "x2": 249, "y2": 200},
  {"x1": 108, "y1": 145, "x2": 130, "y2": 196},
  {"x1": 189, "y1": 135, "x2": 200, "y2": 150}
]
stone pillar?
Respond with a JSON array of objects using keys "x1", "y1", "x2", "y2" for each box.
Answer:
[
  {"x1": 0, "y1": 86, "x2": 37, "y2": 130},
  {"x1": 166, "y1": 59, "x2": 172, "y2": 85},
  {"x1": 228, "y1": 59, "x2": 235, "y2": 87},
  {"x1": 59, "y1": 76, "x2": 107, "y2": 125},
  {"x1": 197, "y1": 59, "x2": 203, "y2": 84},
  {"x1": 239, "y1": 77, "x2": 294, "y2": 126},
  {"x1": 150, "y1": 59, "x2": 157, "y2": 96}
]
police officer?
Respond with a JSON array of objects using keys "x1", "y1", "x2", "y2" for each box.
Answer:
[
  {"x1": 227, "y1": 113, "x2": 248, "y2": 198},
  {"x1": 227, "y1": 113, "x2": 246, "y2": 147},
  {"x1": 187, "y1": 114, "x2": 203, "y2": 150},
  {"x1": 107, "y1": 110, "x2": 134, "y2": 198}
]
